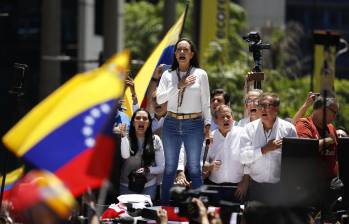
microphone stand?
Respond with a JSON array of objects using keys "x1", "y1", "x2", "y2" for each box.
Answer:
[{"x1": 0, "y1": 63, "x2": 27, "y2": 210}]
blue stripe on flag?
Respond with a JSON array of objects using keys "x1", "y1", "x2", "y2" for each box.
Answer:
[
  {"x1": 23, "y1": 100, "x2": 115, "y2": 172},
  {"x1": 157, "y1": 45, "x2": 175, "y2": 66}
]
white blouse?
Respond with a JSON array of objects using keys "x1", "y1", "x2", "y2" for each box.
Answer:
[
  {"x1": 156, "y1": 67, "x2": 211, "y2": 125},
  {"x1": 120, "y1": 135, "x2": 165, "y2": 187}
]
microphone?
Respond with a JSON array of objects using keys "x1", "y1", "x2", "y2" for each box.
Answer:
[{"x1": 202, "y1": 138, "x2": 211, "y2": 173}]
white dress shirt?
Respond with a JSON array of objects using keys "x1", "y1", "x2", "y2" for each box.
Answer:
[
  {"x1": 156, "y1": 67, "x2": 211, "y2": 125},
  {"x1": 240, "y1": 118, "x2": 297, "y2": 183},
  {"x1": 237, "y1": 117, "x2": 251, "y2": 127},
  {"x1": 120, "y1": 135, "x2": 165, "y2": 187},
  {"x1": 207, "y1": 126, "x2": 244, "y2": 184}
]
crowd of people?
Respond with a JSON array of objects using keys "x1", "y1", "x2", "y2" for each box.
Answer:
[
  {"x1": 1, "y1": 38, "x2": 348, "y2": 224},
  {"x1": 110, "y1": 38, "x2": 348, "y2": 223}
]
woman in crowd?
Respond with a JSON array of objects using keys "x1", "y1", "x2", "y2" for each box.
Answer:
[
  {"x1": 157, "y1": 38, "x2": 211, "y2": 203},
  {"x1": 119, "y1": 108, "x2": 164, "y2": 200}
]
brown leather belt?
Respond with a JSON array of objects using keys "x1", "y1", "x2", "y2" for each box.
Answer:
[{"x1": 167, "y1": 111, "x2": 202, "y2": 120}]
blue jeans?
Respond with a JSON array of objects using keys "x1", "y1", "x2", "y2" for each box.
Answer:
[
  {"x1": 161, "y1": 116, "x2": 204, "y2": 204},
  {"x1": 119, "y1": 184, "x2": 157, "y2": 201}
]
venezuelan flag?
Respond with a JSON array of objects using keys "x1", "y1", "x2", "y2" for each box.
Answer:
[
  {"x1": 2, "y1": 51, "x2": 129, "y2": 196},
  {"x1": 1, "y1": 166, "x2": 24, "y2": 199},
  {"x1": 123, "y1": 12, "x2": 185, "y2": 117}
]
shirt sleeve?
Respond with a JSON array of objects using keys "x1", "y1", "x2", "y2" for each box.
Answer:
[
  {"x1": 239, "y1": 126, "x2": 263, "y2": 164},
  {"x1": 295, "y1": 119, "x2": 313, "y2": 138},
  {"x1": 200, "y1": 70, "x2": 211, "y2": 126},
  {"x1": 148, "y1": 135, "x2": 165, "y2": 175},
  {"x1": 120, "y1": 136, "x2": 131, "y2": 159},
  {"x1": 156, "y1": 71, "x2": 179, "y2": 105}
]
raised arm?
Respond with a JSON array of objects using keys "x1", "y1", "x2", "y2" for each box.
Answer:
[{"x1": 292, "y1": 92, "x2": 316, "y2": 124}]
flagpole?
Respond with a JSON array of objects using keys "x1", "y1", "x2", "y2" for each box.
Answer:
[
  {"x1": 0, "y1": 160, "x2": 7, "y2": 210},
  {"x1": 179, "y1": 0, "x2": 190, "y2": 38}
]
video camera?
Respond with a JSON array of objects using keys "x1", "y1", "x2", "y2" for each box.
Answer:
[
  {"x1": 170, "y1": 185, "x2": 242, "y2": 223},
  {"x1": 243, "y1": 31, "x2": 271, "y2": 72}
]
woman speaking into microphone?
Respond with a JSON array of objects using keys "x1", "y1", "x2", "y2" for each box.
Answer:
[{"x1": 156, "y1": 38, "x2": 211, "y2": 204}]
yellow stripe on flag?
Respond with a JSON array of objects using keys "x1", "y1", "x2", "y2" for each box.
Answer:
[{"x1": 123, "y1": 13, "x2": 185, "y2": 117}]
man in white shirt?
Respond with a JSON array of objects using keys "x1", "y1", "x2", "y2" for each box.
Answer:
[
  {"x1": 239, "y1": 92, "x2": 297, "y2": 204},
  {"x1": 210, "y1": 89, "x2": 231, "y2": 130},
  {"x1": 174, "y1": 89, "x2": 232, "y2": 186},
  {"x1": 204, "y1": 105, "x2": 249, "y2": 201}
]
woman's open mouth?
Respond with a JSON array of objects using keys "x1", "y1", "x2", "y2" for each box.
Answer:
[
  {"x1": 179, "y1": 55, "x2": 186, "y2": 61},
  {"x1": 137, "y1": 125, "x2": 145, "y2": 130}
]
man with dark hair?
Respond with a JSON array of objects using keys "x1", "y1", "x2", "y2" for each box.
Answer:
[
  {"x1": 210, "y1": 89, "x2": 231, "y2": 130},
  {"x1": 240, "y1": 92, "x2": 297, "y2": 204},
  {"x1": 211, "y1": 89, "x2": 231, "y2": 108}
]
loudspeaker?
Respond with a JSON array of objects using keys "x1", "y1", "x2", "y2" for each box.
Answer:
[{"x1": 280, "y1": 137, "x2": 324, "y2": 207}]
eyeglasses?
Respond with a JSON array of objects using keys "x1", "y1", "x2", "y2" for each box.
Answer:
[
  {"x1": 245, "y1": 99, "x2": 259, "y2": 105},
  {"x1": 257, "y1": 103, "x2": 276, "y2": 109}
]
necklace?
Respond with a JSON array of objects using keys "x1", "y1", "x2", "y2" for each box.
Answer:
[
  {"x1": 263, "y1": 126, "x2": 273, "y2": 143},
  {"x1": 176, "y1": 66, "x2": 192, "y2": 107}
]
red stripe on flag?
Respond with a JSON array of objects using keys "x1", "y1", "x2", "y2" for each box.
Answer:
[
  {"x1": 55, "y1": 134, "x2": 115, "y2": 197},
  {"x1": 55, "y1": 149, "x2": 102, "y2": 196},
  {"x1": 88, "y1": 134, "x2": 116, "y2": 178}
]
